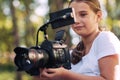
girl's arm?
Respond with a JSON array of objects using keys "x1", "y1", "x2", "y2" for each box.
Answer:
[
  {"x1": 40, "y1": 54, "x2": 118, "y2": 80},
  {"x1": 62, "y1": 54, "x2": 119, "y2": 80}
]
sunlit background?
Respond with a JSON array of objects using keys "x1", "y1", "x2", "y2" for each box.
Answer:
[{"x1": 0, "y1": 0, "x2": 120, "y2": 80}]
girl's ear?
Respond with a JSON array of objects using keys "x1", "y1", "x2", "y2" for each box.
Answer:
[{"x1": 96, "y1": 11, "x2": 102, "y2": 22}]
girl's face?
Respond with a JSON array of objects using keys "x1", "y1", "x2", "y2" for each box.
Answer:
[{"x1": 70, "y1": 1, "x2": 102, "y2": 37}]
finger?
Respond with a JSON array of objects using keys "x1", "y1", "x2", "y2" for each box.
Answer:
[
  {"x1": 41, "y1": 69, "x2": 50, "y2": 78},
  {"x1": 46, "y1": 68, "x2": 56, "y2": 72}
]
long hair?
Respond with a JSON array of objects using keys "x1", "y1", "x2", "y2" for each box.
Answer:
[{"x1": 71, "y1": 41, "x2": 85, "y2": 64}]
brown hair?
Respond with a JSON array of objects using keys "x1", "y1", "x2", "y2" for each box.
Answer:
[
  {"x1": 69, "y1": 0, "x2": 101, "y2": 14},
  {"x1": 71, "y1": 41, "x2": 85, "y2": 64},
  {"x1": 70, "y1": 0, "x2": 101, "y2": 64}
]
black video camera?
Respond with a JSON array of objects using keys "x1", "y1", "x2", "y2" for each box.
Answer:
[{"x1": 14, "y1": 8, "x2": 76, "y2": 76}]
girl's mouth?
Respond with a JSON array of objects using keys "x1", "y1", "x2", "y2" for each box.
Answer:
[{"x1": 74, "y1": 26, "x2": 84, "y2": 30}]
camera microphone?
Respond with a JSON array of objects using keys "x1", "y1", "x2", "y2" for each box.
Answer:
[
  {"x1": 39, "y1": 8, "x2": 76, "y2": 32},
  {"x1": 50, "y1": 8, "x2": 76, "y2": 29},
  {"x1": 61, "y1": 12, "x2": 72, "y2": 19}
]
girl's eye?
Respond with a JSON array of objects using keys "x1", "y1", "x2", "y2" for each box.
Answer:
[
  {"x1": 80, "y1": 13, "x2": 87, "y2": 17},
  {"x1": 78, "y1": 11, "x2": 88, "y2": 17}
]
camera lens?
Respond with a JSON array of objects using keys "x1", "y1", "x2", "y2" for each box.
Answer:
[
  {"x1": 28, "y1": 49, "x2": 49, "y2": 68},
  {"x1": 14, "y1": 55, "x2": 33, "y2": 71}
]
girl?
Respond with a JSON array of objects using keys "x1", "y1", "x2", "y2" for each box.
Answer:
[{"x1": 38, "y1": 0, "x2": 120, "y2": 80}]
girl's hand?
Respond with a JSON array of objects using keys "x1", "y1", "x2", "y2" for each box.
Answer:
[{"x1": 40, "y1": 67, "x2": 66, "y2": 80}]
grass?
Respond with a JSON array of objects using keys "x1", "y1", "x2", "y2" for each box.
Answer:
[
  {"x1": 0, "y1": 71, "x2": 15, "y2": 80},
  {"x1": 0, "y1": 71, "x2": 33, "y2": 80},
  {"x1": 0, "y1": 63, "x2": 33, "y2": 80}
]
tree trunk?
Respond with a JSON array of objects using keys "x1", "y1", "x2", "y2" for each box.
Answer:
[
  {"x1": 9, "y1": 0, "x2": 21, "y2": 80},
  {"x1": 49, "y1": 0, "x2": 63, "y2": 12},
  {"x1": 24, "y1": 0, "x2": 35, "y2": 46}
]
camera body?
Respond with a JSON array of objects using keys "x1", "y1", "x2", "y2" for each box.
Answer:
[{"x1": 14, "y1": 30, "x2": 71, "y2": 76}]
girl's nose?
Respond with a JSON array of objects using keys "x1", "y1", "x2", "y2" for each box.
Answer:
[{"x1": 74, "y1": 17, "x2": 80, "y2": 24}]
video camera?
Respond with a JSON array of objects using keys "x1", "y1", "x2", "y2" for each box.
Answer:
[{"x1": 14, "y1": 8, "x2": 76, "y2": 76}]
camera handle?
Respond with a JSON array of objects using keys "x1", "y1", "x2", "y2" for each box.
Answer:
[
  {"x1": 36, "y1": 24, "x2": 48, "y2": 47},
  {"x1": 35, "y1": 19, "x2": 53, "y2": 47},
  {"x1": 36, "y1": 13, "x2": 71, "y2": 47}
]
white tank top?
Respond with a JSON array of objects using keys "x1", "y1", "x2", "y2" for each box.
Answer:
[{"x1": 70, "y1": 31, "x2": 120, "y2": 77}]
